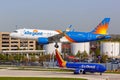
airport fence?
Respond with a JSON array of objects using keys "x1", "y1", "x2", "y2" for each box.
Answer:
[{"x1": 0, "y1": 61, "x2": 120, "y2": 70}]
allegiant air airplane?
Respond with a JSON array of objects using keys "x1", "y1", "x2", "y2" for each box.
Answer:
[
  {"x1": 55, "y1": 49, "x2": 106, "y2": 75},
  {"x1": 10, "y1": 18, "x2": 111, "y2": 48}
]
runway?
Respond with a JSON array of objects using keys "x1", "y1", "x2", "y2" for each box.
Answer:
[{"x1": 0, "y1": 69, "x2": 120, "y2": 80}]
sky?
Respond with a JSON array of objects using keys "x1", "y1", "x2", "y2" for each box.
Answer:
[{"x1": 0, "y1": 0, "x2": 120, "y2": 34}]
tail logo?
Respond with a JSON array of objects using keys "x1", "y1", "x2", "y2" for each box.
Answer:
[
  {"x1": 92, "y1": 18, "x2": 110, "y2": 35},
  {"x1": 55, "y1": 49, "x2": 66, "y2": 67}
]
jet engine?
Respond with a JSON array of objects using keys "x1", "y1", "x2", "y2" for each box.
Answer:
[
  {"x1": 38, "y1": 37, "x2": 49, "y2": 44},
  {"x1": 74, "y1": 69, "x2": 84, "y2": 74}
]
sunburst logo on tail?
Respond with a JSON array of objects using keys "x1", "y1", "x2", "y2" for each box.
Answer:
[{"x1": 92, "y1": 18, "x2": 110, "y2": 35}]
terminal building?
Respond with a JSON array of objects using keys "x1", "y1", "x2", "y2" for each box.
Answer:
[{"x1": 0, "y1": 32, "x2": 36, "y2": 51}]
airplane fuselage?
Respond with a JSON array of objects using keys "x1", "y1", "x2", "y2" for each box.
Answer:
[
  {"x1": 10, "y1": 29, "x2": 111, "y2": 44},
  {"x1": 66, "y1": 62, "x2": 106, "y2": 74},
  {"x1": 55, "y1": 49, "x2": 106, "y2": 75}
]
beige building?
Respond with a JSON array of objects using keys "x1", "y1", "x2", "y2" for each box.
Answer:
[{"x1": 0, "y1": 32, "x2": 36, "y2": 51}]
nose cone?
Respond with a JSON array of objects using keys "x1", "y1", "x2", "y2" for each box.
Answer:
[
  {"x1": 98, "y1": 65, "x2": 106, "y2": 72},
  {"x1": 100, "y1": 65, "x2": 106, "y2": 72},
  {"x1": 10, "y1": 33, "x2": 13, "y2": 37}
]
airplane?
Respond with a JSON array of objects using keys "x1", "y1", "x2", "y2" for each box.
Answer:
[
  {"x1": 10, "y1": 18, "x2": 111, "y2": 48},
  {"x1": 55, "y1": 49, "x2": 106, "y2": 75}
]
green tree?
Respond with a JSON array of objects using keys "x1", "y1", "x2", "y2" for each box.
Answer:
[
  {"x1": 94, "y1": 48, "x2": 100, "y2": 57},
  {"x1": 39, "y1": 55, "x2": 46, "y2": 63},
  {"x1": 101, "y1": 54, "x2": 108, "y2": 63},
  {"x1": 30, "y1": 55, "x2": 38, "y2": 62},
  {"x1": 75, "y1": 50, "x2": 82, "y2": 61},
  {"x1": 13, "y1": 54, "x2": 21, "y2": 61},
  {"x1": 75, "y1": 50, "x2": 81, "y2": 57},
  {"x1": 8, "y1": 54, "x2": 14, "y2": 62},
  {"x1": 82, "y1": 51, "x2": 88, "y2": 60},
  {"x1": 0, "y1": 54, "x2": 6, "y2": 60},
  {"x1": 22, "y1": 55, "x2": 29, "y2": 65}
]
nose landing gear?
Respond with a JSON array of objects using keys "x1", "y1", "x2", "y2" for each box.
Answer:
[{"x1": 54, "y1": 42, "x2": 59, "y2": 48}]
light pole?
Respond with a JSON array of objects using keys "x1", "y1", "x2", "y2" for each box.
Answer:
[
  {"x1": 112, "y1": 43, "x2": 113, "y2": 59},
  {"x1": 111, "y1": 43, "x2": 114, "y2": 70}
]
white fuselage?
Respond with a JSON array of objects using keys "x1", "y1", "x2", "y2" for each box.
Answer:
[{"x1": 10, "y1": 29, "x2": 69, "y2": 42}]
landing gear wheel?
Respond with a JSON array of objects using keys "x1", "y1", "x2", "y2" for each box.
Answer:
[
  {"x1": 83, "y1": 71, "x2": 86, "y2": 74},
  {"x1": 54, "y1": 43, "x2": 59, "y2": 48},
  {"x1": 100, "y1": 73, "x2": 102, "y2": 75}
]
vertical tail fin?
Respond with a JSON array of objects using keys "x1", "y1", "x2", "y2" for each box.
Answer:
[
  {"x1": 55, "y1": 49, "x2": 66, "y2": 67},
  {"x1": 91, "y1": 18, "x2": 110, "y2": 35}
]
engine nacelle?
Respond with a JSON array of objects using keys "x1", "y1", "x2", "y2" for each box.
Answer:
[
  {"x1": 38, "y1": 37, "x2": 49, "y2": 44},
  {"x1": 74, "y1": 69, "x2": 84, "y2": 74}
]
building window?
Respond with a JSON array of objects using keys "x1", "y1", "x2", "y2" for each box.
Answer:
[
  {"x1": 2, "y1": 34, "x2": 9, "y2": 36},
  {"x1": 2, "y1": 45, "x2": 9, "y2": 47},
  {"x1": 29, "y1": 41, "x2": 33, "y2": 43},
  {"x1": 11, "y1": 45, "x2": 18, "y2": 47},
  {"x1": 2, "y1": 41, "x2": 9, "y2": 44}
]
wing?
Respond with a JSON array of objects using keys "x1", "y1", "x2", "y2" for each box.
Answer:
[{"x1": 48, "y1": 31, "x2": 65, "y2": 43}]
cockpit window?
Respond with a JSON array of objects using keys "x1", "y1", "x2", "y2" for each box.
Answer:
[{"x1": 13, "y1": 31, "x2": 18, "y2": 33}]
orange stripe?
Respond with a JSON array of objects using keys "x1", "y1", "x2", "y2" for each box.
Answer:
[
  {"x1": 55, "y1": 49, "x2": 66, "y2": 67},
  {"x1": 55, "y1": 30, "x2": 76, "y2": 42},
  {"x1": 55, "y1": 30, "x2": 63, "y2": 34},
  {"x1": 64, "y1": 34, "x2": 75, "y2": 42}
]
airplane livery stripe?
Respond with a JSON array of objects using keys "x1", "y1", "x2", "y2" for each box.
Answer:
[
  {"x1": 55, "y1": 30, "x2": 63, "y2": 34},
  {"x1": 55, "y1": 30, "x2": 76, "y2": 42},
  {"x1": 64, "y1": 34, "x2": 76, "y2": 42},
  {"x1": 55, "y1": 49, "x2": 66, "y2": 67}
]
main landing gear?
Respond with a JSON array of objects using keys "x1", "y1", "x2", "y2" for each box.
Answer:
[
  {"x1": 54, "y1": 42, "x2": 59, "y2": 48},
  {"x1": 100, "y1": 73, "x2": 102, "y2": 75}
]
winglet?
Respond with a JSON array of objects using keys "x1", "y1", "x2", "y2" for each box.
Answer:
[
  {"x1": 55, "y1": 49, "x2": 66, "y2": 67},
  {"x1": 65, "y1": 25, "x2": 72, "y2": 32},
  {"x1": 91, "y1": 18, "x2": 110, "y2": 35}
]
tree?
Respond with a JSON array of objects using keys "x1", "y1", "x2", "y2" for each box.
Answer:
[
  {"x1": 101, "y1": 54, "x2": 108, "y2": 63},
  {"x1": 75, "y1": 50, "x2": 82, "y2": 61},
  {"x1": 75, "y1": 50, "x2": 88, "y2": 61},
  {"x1": 22, "y1": 55, "x2": 29, "y2": 65},
  {"x1": 39, "y1": 55, "x2": 46, "y2": 63},
  {"x1": 8, "y1": 54, "x2": 14, "y2": 62},
  {"x1": 13, "y1": 54, "x2": 21, "y2": 62},
  {"x1": 94, "y1": 48, "x2": 100, "y2": 57},
  {"x1": 82, "y1": 51, "x2": 88, "y2": 61},
  {"x1": 30, "y1": 55, "x2": 38, "y2": 62},
  {"x1": 75, "y1": 50, "x2": 81, "y2": 57},
  {"x1": 0, "y1": 53, "x2": 6, "y2": 61}
]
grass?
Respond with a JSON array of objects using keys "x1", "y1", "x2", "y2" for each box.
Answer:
[
  {"x1": 0, "y1": 66, "x2": 73, "y2": 72},
  {"x1": 0, "y1": 77, "x2": 87, "y2": 80},
  {"x1": 105, "y1": 70, "x2": 120, "y2": 74},
  {"x1": 11, "y1": 68, "x2": 73, "y2": 72},
  {"x1": 105, "y1": 72, "x2": 120, "y2": 74}
]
